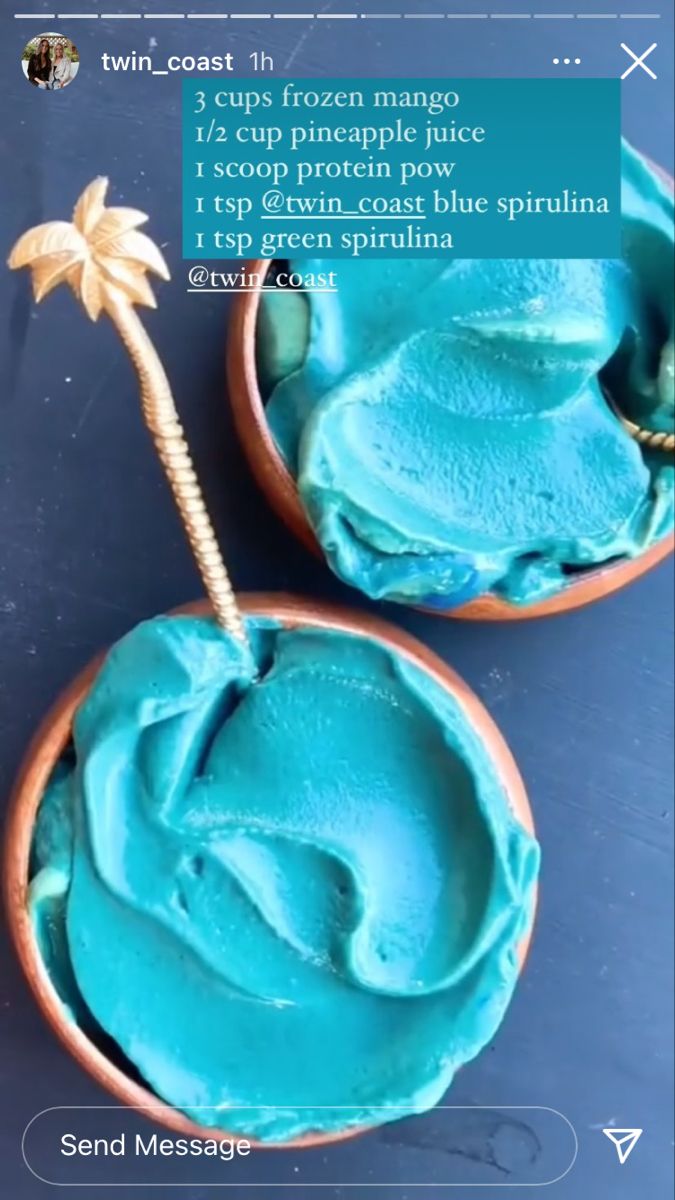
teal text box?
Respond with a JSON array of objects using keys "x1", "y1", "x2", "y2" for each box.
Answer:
[{"x1": 182, "y1": 78, "x2": 621, "y2": 260}]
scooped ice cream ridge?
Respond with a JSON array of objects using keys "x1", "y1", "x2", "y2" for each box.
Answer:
[
  {"x1": 260, "y1": 141, "x2": 674, "y2": 608},
  {"x1": 30, "y1": 616, "x2": 539, "y2": 1142}
]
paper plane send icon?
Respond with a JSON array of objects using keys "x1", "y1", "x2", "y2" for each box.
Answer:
[{"x1": 603, "y1": 1129, "x2": 643, "y2": 1164}]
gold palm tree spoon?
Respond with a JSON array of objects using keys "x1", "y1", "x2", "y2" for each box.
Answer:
[
  {"x1": 8, "y1": 177, "x2": 248, "y2": 644},
  {"x1": 605, "y1": 392, "x2": 675, "y2": 454},
  {"x1": 607, "y1": 408, "x2": 667, "y2": 453}
]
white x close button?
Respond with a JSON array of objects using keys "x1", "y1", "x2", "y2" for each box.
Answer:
[{"x1": 621, "y1": 43, "x2": 658, "y2": 81}]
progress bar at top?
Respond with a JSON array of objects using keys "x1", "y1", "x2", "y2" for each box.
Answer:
[{"x1": 11, "y1": 11, "x2": 665, "y2": 20}]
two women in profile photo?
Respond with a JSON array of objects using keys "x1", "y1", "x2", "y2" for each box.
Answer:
[{"x1": 26, "y1": 38, "x2": 74, "y2": 90}]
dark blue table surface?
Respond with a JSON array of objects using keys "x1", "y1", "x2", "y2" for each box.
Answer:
[{"x1": 1, "y1": 4, "x2": 673, "y2": 1198}]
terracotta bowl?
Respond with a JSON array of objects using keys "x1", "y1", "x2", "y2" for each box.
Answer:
[
  {"x1": 226, "y1": 164, "x2": 674, "y2": 620},
  {"x1": 4, "y1": 594, "x2": 536, "y2": 1150}
]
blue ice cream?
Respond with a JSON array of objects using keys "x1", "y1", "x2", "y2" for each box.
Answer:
[
  {"x1": 30, "y1": 615, "x2": 538, "y2": 1142},
  {"x1": 260, "y1": 141, "x2": 674, "y2": 607}
]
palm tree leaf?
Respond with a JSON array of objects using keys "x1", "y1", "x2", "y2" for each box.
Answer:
[
  {"x1": 74, "y1": 259, "x2": 104, "y2": 321},
  {"x1": 30, "y1": 252, "x2": 81, "y2": 302},
  {"x1": 73, "y1": 177, "x2": 109, "y2": 237},
  {"x1": 90, "y1": 207, "x2": 149, "y2": 248},
  {"x1": 8, "y1": 222, "x2": 86, "y2": 269},
  {"x1": 100, "y1": 230, "x2": 170, "y2": 280},
  {"x1": 101, "y1": 258, "x2": 157, "y2": 308}
]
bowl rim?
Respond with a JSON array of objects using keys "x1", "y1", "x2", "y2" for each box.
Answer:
[
  {"x1": 226, "y1": 161, "x2": 675, "y2": 620},
  {"x1": 3, "y1": 593, "x2": 536, "y2": 1151}
]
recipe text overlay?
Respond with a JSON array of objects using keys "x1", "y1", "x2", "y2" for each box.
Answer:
[{"x1": 182, "y1": 78, "x2": 620, "y2": 260}]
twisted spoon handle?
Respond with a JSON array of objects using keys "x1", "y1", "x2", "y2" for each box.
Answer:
[
  {"x1": 107, "y1": 292, "x2": 248, "y2": 644},
  {"x1": 7, "y1": 177, "x2": 249, "y2": 647}
]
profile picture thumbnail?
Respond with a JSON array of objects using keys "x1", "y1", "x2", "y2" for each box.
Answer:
[{"x1": 22, "y1": 32, "x2": 79, "y2": 91}]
